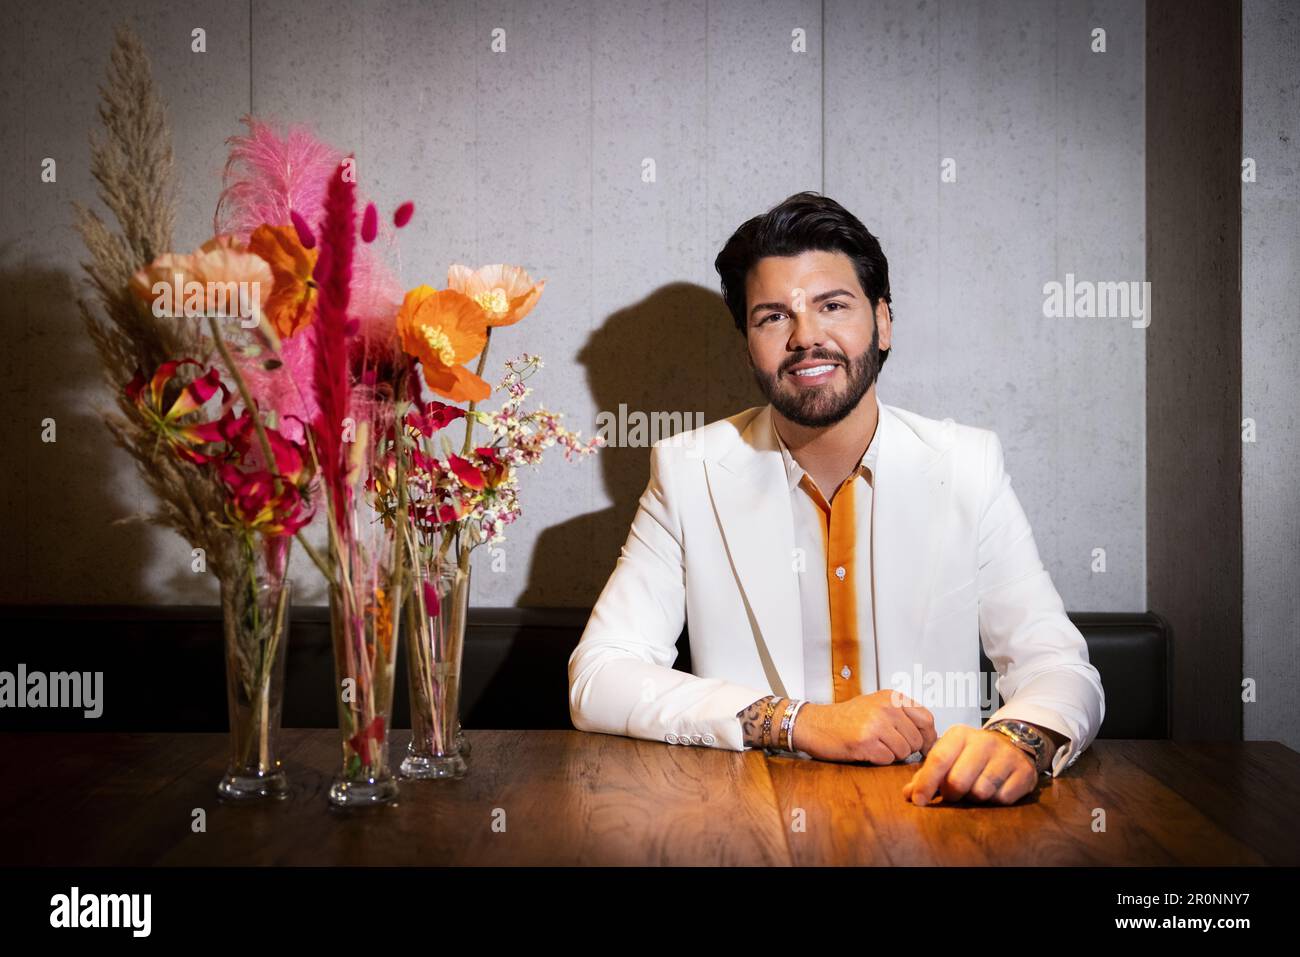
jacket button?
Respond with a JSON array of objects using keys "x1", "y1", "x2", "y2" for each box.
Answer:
[
  {"x1": 702, "y1": 733, "x2": 716, "y2": 745},
  {"x1": 665, "y1": 733, "x2": 679, "y2": 744},
  {"x1": 690, "y1": 734, "x2": 703, "y2": 744}
]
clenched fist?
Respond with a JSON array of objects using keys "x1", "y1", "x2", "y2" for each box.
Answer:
[
  {"x1": 792, "y1": 690, "x2": 938, "y2": 764},
  {"x1": 902, "y1": 724, "x2": 1041, "y2": 806}
]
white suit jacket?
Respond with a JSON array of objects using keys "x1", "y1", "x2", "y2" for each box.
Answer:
[{"x1": 568, "y1": 399, "x2": 1105, "y2": 777}]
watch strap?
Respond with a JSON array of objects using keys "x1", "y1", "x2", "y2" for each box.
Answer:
[{"x1": 986, "y1": 720, "x2": 1051, "y2": 775}]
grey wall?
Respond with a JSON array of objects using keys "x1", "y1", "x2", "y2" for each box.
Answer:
[
  {"x1": 2, "y1": 1, "x2": 254, "y2": 605},
  {"x1": 1, "y1": 0, "x2": 1150, "y2": 617},
  {"x1": 1242, "y1": 0, "x2": 1299, "y2": 751},
  {"x1": 823, "y1": 0, "x2": 1146, "y2": 614}
]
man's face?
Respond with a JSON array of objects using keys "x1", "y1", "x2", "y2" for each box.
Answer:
[{"x1": 743, "y1": 249, "x2": 891, "y2": 428}]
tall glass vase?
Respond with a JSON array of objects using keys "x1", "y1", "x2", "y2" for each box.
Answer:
[
  {"x1": 402, "y1": 557, "x2": 471, "y2": 779},
  {"x1": 327, "y1": 548, "x2": 405, "y2": 807},
  {"x1": 217, "y1": 544, "x2": 292, "y2": 802}
]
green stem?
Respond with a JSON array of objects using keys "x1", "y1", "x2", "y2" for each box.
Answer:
[
  {"x1": 256, "y1": 551, "x2": 292, "y2": 771},
  {"x1": 294, "y1": 529, "x2": 332, "y2": 580},
  {"x1": 459, "y1": 326, "x2": 492, "y2": 456},
  {"x1": 293, "y1": 423, "x2": 335, "y2": 581},
  {"x1": 206, "y1": 315, "x2": 283, "y2": 499}
]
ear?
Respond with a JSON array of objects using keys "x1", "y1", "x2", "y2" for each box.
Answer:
[{"x1": 875, "y1": 300, "x2": 892, "y2": 352}]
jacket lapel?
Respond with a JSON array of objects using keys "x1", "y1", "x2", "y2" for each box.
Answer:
[
  {"x1": 705, "y1": 404, "x2": 803, "y2": 698},
  {"x1": 704, "y1": 399, "x2": 951, "y2": 701}
]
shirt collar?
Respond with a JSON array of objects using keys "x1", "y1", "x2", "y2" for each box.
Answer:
[{"x1": 771, "y1": 395, "x2": 882, "y2": 493}]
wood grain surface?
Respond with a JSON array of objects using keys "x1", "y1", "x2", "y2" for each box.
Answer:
[{"x1": 2, "y1": 731, "x2": 1295, "y2": 866}]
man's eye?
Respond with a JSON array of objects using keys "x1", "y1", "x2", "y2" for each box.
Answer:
[{"x1": 824, "y1": 301, "x2": 845, "y2": 312}]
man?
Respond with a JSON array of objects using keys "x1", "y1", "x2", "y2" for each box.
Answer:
[{"x1": 569, "y1": 191, "x2": 1104, "y2": 806}]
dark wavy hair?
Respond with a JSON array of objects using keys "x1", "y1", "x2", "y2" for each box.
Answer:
[{"x1": 714, "y1": 190, "x2": 893, "y2": 369}]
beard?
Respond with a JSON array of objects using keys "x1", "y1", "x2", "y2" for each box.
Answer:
[{"x1": 749, "y1": 321, "x2": 880, "y2": 428}]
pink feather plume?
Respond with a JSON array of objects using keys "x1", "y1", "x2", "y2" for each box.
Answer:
[
  {"x1": 212, "y1": 115, "x2": 405, "y2": 439},
  {"x1": 214, "y1": 115, "x2": 342, "y2": 241},
  {"x1": 214, "y1": 114, "x2": 402, "y2": 339}
]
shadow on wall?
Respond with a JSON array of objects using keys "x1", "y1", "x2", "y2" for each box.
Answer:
[
  {"x1": 517, "y1": 281, "x2": 761, "y2": 608},
  {"x1": 0, "y1": 247, "x2": 203, "y2": 604}
]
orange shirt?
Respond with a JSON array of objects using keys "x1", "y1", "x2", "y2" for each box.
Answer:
[{"x1": 772, "y1": 400, "x2": 881, "y2": 704}]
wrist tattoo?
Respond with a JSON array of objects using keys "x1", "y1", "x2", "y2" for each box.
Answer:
[{"x1": 736, "y1": 695, "x2": 788, "y2": 749}]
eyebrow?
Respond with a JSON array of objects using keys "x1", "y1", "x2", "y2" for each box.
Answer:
[{"x1": 749, "y1": 288, "x2": 858, "y2": 320}]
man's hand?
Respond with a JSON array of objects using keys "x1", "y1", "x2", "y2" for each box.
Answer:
[
  {"x1": 902, "y1": 725, "x2": 1039, "y2": 807},
  {"x1": 792, "y1": 691, "x2": 938, "y2": 764}
]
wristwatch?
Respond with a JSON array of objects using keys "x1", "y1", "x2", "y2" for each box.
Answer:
[{"x1": 984, "y1": 719, "x2": 1052, "y2": 775}]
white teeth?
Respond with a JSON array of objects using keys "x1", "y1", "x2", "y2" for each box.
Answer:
[{"x1": 793, "y1": 364, "x2": 836, "y2": 377}]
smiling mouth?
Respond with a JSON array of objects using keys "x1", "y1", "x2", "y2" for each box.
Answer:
[{"x1": 787, "y1": 363, "x2": 840, "y2": 378}]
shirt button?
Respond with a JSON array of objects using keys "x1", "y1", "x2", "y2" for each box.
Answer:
[
  {"x1": 835, "y1": 566, "x2": 846, "y2": 580},
  {"x1": 840, "y1": 665, "x2": 852, "y2": 679}
]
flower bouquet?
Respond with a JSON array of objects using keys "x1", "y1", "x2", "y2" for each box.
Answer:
[
  {"x1": 374, "y1": 270, "x2": 605, "y2": 778},
  {"x1": 79, "y1": 23, "x2": 605, "y2": 804},
  {"x1": 75, "y1": 26, "x2": 315, "y2": 800},
  {"x1": 212, "y1": 114, "x2": 419, "y2": 806},
  {"x1": 123, "y1": 355, "x2": 314, "y2": 800}
]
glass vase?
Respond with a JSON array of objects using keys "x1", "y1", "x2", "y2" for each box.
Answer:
[
  {"x1": 327, "y1": 555, "x2": 405, "y2": 807},
  {"x1": 402, "y1": 557, "x2": 471, "y2": 779},
  {"x1": 217, "y1": 553, "x2": 292, "y2": 802}
]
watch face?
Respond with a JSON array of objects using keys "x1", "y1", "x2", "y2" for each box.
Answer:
[{"x1": 1007, "y1": 721, "x2": 1043, "y2": 747}]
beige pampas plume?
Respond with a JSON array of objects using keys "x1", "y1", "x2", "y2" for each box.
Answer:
[{"x1": 72, "y1": 22, "x2": 239, "y2": 584}]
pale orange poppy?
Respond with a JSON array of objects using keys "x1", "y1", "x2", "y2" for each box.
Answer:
[
  {"x1": 130, "y1": 234, "x2": 272, "y2": 321},
  {"x1": 446, "y1": 263, "x2": 545, "y2": 327}
]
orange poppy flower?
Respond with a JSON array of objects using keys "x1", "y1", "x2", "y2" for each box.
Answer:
[
  {"x1": 247, "y1": 224, "x2": 318, "y2": 338},
  {"x1": 395, "y1": 285, "x2": 491, "y2": 402},
  {"x1": 446, "y1": 264, "x2": 545, "y2": 328}
]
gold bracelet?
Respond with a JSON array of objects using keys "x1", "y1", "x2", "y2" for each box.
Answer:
[{"x1": 760, "y1": 697, "x2": 781, "y2": 750}]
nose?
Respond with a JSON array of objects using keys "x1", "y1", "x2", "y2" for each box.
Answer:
[{"x1": 786, "y1": 310, "x2": 830, "y2": 360}]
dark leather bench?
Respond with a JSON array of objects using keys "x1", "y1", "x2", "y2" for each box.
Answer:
[{"x1": 0, "y1": 606, "x2": 1169, "y2": 738}]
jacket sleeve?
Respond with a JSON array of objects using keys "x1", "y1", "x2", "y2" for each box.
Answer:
[
  {"x1": 975, "y1": 430, "x2": 1106, "y2": 777},
  {"x1": 568, "y1": 439, "x2": 773, "y2": 750}
]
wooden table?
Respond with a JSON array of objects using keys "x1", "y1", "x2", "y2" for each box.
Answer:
[{"x1": 3, "y1": 731, "x2": 1297, "y2": 866}]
